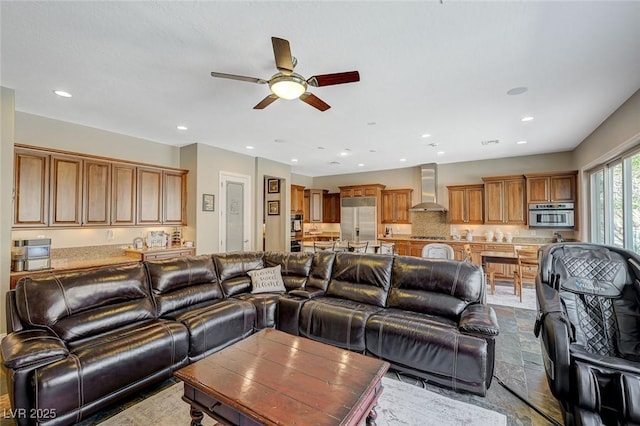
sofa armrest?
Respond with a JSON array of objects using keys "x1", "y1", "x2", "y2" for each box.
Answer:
[
  {"x1": 288, "y1": 289, "x2": 324, "y2": 299},
  {"x1": 459, "y1": 304, "x2": 499, "y2": 337},
  {"x1": 1, "y1": 329, "x2": 69, "y2": 370}
]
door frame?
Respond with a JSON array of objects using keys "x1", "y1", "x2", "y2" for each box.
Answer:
[{"x1": 219, "y1": 171, "x2": 252, "y2": 252}]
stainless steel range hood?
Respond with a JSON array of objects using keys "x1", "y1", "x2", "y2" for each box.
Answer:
[{"x1": 409, "y1": 163, "x2": 447, "y2": 212}]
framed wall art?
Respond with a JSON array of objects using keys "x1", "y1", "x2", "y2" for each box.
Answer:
[
  {"x1": 202, "y1": 194, "x2": 215, "y2": 212},
  {"x1": 267, "y1": 179, "x2": 280, "y2": 194},
  {"x1": 267, "y1": 200, "x2": 280, "y2": 215}
]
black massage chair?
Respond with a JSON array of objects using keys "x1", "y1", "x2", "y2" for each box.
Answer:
[{"x1": 535, "y1": 242, "x2": 640, "y2": 425}]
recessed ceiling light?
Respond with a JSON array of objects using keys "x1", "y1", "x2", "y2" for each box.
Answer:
[
  {"x1": 291, "y1": 158, "x2": 298, "y2": 162},
  {"x1": 340, "y1": 152, "x2": 349, "y2": 157},
  {"x1": 521, "y1": 116, "x2": 535, "y2": 122},
  {"x1": 176, "y1": 125, "x2": 188, "y2": 130},
  {"x1": 357, "y1": 163, "x2": 365, "y2": 167},
  {"x1": 399, "y1": 158, "x2": 407, "y2": 162},
  {"x1": 245, "y1": 146, "x2": 254, "y2": 150},
  {"x1": 421, "y1": 133, "x2": 431, "y2": 138},
  {"x1": 507, "y1": 87, "x2": 528, "y2": 96},
  {"x1": 53, "y1": 90, "x2": 72, "y2": 98},
  {"x1": 516, "y1": 140, "x2": 528, "y2": 145},
  {"x1": 437, "y1": 151, "x2": 445, "y2": 155}
]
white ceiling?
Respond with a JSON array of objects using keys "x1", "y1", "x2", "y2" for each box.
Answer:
[{"x1": 2, "y1": 1, "x2": 640, "y2": 177}]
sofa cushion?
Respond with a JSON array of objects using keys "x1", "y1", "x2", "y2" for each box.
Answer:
[
  {"x1": 306, "y1": 251, "x2": 336, "y2": 292},
  {"x1": 235, "y1": 293, "x2": 280, "y2": 329},
  {"x1": 14, "y1": 263, "x2": 156, "y2": 343},
  {"x1": 264, "y1": 252, "x2": 313, "y2": 290},
  {"x1": 146, "y1": 255, "x2": 225, "y2": 316},
  {"x1": 299, "y1": 297, "x2": 383, "y2": 351},
  {"x1": 248, "y1": 265, "x2": 286, "y2": 294},
  {"x1": 166, "y1": 299, "x2": 255, "y2": 361},
  {"x1": 366, "y1": 308, "x2": 489, "y2": 394},
  {"x1": 213, "y1": 252, "x2": 265, "y2": 296},
  {"x1": 326, "y1": 253, "x2": 393, "y2": 307},
  {"x1": 388, "y1": 256, "x2": 483, "y2": 320}
]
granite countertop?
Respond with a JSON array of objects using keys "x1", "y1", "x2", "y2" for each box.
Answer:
[{"x1": 10, "y1": 256, "x2": 138, "y2": 278}]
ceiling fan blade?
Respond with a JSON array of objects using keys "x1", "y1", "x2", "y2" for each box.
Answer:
[
  {"x1": 299, "y1": 93, "x2": 331, "y2": 111},
  {"x1": 253, "y1": 94, "x2": 279, "y2": 110},
  {"x1": 307, "y1": 71, "x2": 360, "y2": 87},
  {"x1": 211, "y1": 72, "x2": 267, "y2": 84},
  {"x1": 272, "y1": 37, "x2": 294, "y2": 74}
]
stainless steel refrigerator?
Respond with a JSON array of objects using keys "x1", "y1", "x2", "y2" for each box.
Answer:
[{"x1": 340, "y1": 197, "x2": 377, "y2": 242}]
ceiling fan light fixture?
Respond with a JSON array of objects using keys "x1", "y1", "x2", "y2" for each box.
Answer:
[{"x1": 269, "y1": 73, "x2": 307, "y2": 100}]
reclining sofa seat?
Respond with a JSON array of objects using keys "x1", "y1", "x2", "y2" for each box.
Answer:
[
  {"x1": 366, "y1": 255, "x2": 499, "y2": 396},
  {"x1": 299, "y1": 252, "x2": 394, "y2": 351},
  {"x1": 213, "y1": 251, "x2": 314, "y2": 329},
  {"x1": 145, "y1": 255, "x2": 256, "y2": 362},
  {"x1": 535, "y1": 243, "x2": 640, "y2": 426},
  {"x1": 1, "y1": 264, "x2": 190, "y2": 426}
]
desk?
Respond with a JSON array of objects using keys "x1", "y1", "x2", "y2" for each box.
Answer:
[{"x1": 480, "y1": 251, "x2": 518, "y2": 295}]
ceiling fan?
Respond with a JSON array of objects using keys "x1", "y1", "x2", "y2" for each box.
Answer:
[{"x1": 211, "y1": 37, "x2": 360, "y2": 111}]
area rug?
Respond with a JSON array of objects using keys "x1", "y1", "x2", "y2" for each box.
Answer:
[
  {"x1": 98, "y1": 376, "x2": 507, "y2": 426},
  {"x1": 487, "y1": 284, "x2": 537, "y2": 311}
]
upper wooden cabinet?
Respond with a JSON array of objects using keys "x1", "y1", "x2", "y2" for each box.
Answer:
[
  {"x1": 111, "y1": 163, "x2": 137, "y2": 226},
  {"x1": 447, "y1": 184, "x2": 484, "y2": 224},
  {"x1": 525, "y1": 171, "x2": 577, "y2": 203},
  {"x1": 163, "y1": 170, "x2": 187, "y2": 225},
  {"x1": 49, "y1": 155, "x2": 83, "y2": 227},
  {"x1": 381, "y1": 189, "x2": 413, "y2": 224},
  {"x1": 12, "y1": 145, "x2": 187, "y2": 228},
  {"x1": 13, "y1": 148, "x2": 49, "y2": 227},
  {"x1": 323, "y1": 193, "x2": 341, "y2": 223},
  {"x1": 339, "y1": 184, "x2": 385, "y2": 198},
  {"x1": 305, "y1": 189, "x2": 327, "y2": 222},
  {"x1": 83, "y1": 159, "x2": 111, "y2": 226},
  {"x1": 291, "y1": 184, "x2": 305, "y2": 213},
  {"x1": 482, "y1": 175, "x2": 526, "y2": 225}
]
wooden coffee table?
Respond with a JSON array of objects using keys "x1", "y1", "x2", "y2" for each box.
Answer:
[{"x1": 174, "y1": 329, "x2": 390, "y2": 426}]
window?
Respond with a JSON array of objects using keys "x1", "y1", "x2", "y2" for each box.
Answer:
[{"x1": 588, "y1": 147, "x2": 640, "y2": 253}]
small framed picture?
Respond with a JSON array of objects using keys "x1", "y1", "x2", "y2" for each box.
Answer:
[
  {"x1": 268, "y1": 200, "x2": 280, "y2": 215},
  {"x1": 267, "y1": 179, "x2": 280, "y2": 194},
  {"x1": 202, "y1": 194, "x2": 215, "y2": 212}
]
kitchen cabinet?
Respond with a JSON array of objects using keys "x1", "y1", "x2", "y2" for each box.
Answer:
[
  {"x1": 163, "y1": 170, "x2": 187, "y2": 225},
  {"x1": 13, "y1": 148, "x2": 49, "y2": 227},
  {"x1": 381, "y1": 189, "x2": 413, "y2": 224},
  {"x1": 447, "y1": 184, "x2": 484, "y2": 224},
  {"x1": 291, "y1": 184, "x2": 305, "y2": 214},
  {"x1": 137, "y1": 167, "x2": 163, "y2": 225},
  {"x1": 83, "y1": 159, "x2": 111, "y2": 226},
  {"x1": 380, "y1": 238, "x2": 410, "y2": 256},
  {"x1": 305, "y1": 189, "x2": 327, "y2": 222},
  {"x1": 323, "y1": 193, "x2": 341, "y2": 223},
  {"x1": 13, "y1": 145, "x2": 188, "y2": 229},
  {"x1": 525, "y1": 171, "x2": 577, "y2": 203},
  {"x1": 111, "y1": 163, "x2": 137, "y2": 225},
  {"x1": 49, "y1": 154, "x2": 83, "y2": 227},
  {"x1": 339, "y1": 184, "x2": 385, "y2": 198},
  {"x1": 482, "y1": 175, "x2": 526, "y2": 225}
]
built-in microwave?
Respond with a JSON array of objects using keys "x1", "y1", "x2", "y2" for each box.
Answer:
[{"x1": 529, "y1": 203, "x2": 575, "y2": 229}]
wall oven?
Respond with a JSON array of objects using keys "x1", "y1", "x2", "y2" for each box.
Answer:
[{"x1": 529, "y1": 203, "x2": 575, "y2": 229}]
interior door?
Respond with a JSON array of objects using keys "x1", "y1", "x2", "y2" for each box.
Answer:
[{"x1": 219, "y1": 172, "x2": 251, "y2": 252}]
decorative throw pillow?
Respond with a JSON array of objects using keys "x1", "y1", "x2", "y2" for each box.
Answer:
[{"x1": 248, "y1": 265, "x2": 286, "y2": 294}]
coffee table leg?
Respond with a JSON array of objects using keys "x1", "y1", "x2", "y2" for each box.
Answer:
[
  {"x1": 366, "y1": 405, "x2": 378, "y2": 426},
  {"x1": 189, "y1": 405, "x2": 204, "y2": 426}
]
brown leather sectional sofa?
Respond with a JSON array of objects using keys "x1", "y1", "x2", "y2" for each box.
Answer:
[{"x1": 2, "y1": 251, "x2": 499, "y2": 425}]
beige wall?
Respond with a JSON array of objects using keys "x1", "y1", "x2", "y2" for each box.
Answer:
[
  {"x1": 1, "y1": 87, "x2": 16, "y2": 335},
  {"x1": 257, "y1": 157, "x2": 292, "y2": 252}
]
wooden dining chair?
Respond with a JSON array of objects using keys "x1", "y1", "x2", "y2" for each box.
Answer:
[
  {"x1": 348, "y1": 241, "x2": 368, "y2": 253},
  {"x1": 513, "y1": 246, "x2": 539, "y2": 302},
  {"x1": 314, "y1": 240, "x2": 336, "y2": 252}
]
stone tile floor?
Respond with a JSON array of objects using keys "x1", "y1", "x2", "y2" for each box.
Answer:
[{"x1": 1, "y1": 283, "x2": 563, "y2": 425}]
